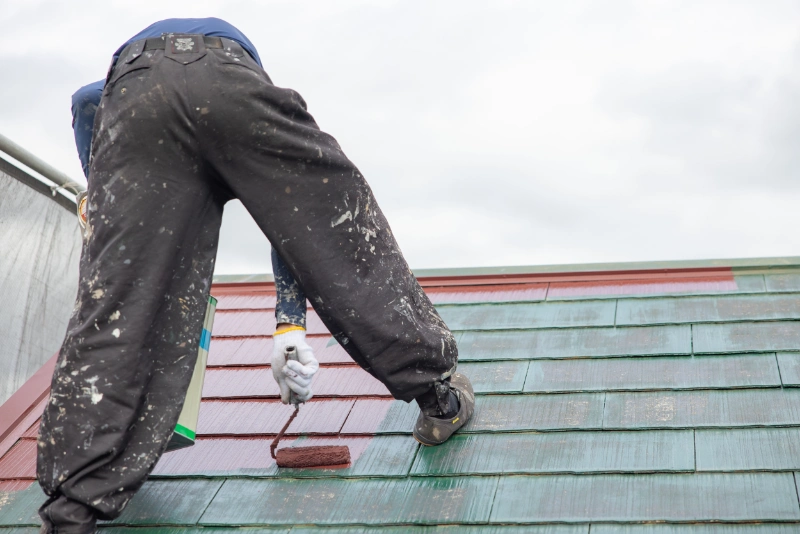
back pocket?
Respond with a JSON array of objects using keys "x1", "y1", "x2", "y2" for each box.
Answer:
[{"x1": 105, "y1": 42, "x2": 155, "y2": 90}]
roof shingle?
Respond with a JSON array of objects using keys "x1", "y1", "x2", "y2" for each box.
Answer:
[{"x1": 4, "y1": 262, "x2": 800, "y2": 530}]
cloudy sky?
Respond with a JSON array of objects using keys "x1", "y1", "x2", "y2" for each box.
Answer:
[{"x1": 3, "y1": 0, "x2": 800, "y2": 274}]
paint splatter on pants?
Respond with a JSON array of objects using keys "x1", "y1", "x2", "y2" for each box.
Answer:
[{"x1": 37, "y1": 35, "x2": 458, "y2": 527}]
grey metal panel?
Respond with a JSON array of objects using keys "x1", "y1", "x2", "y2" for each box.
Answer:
[{"x1": 0, "y1": 168, "x2": 81, "y2": 405}]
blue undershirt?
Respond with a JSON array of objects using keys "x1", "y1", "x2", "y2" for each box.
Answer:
[{"x1": 72, "y1": 18, "x2": 307, "y2": 328}]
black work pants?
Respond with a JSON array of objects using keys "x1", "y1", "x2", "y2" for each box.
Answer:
[{"x1": 37, "y1": 35, "x2": 457, "y2": 525}]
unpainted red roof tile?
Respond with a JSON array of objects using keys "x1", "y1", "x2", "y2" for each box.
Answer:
[
  {"x1": 212, "y1": 310, "x2": 328, "y2": 337},
  {"x1": 21, "y1": 421, "x2": 38, "y2": 439},
  {"x1": 203, "y1": 367, "x2": 388, "y2": 399},
  {"x1": 0, "y1": 440, "x2": 36, "y2": 479},
  {"x1": 214, "y1": 284, "x2": 549, "y2": 311},
  {"x1": 425, "y1": 283, "x2": 548, "y2": 304},
  {"x1": 152, "y1": 436, "x2": 373, "y2": 476},
  {"x1": 0, "y1": 480, "x2": 34, "y2": 492},
  {"x1": 197, "y1": 399, "x2": 354, "y2": 436},
  {"x1": 215, "y1": 293, "x2": 277, "y2": 310},
  {"x1": 202, "y1": 368, "x2": 280, "y2": 399},
  {"x1": 0, "y1": 398, "x2": 47, "y2": 460},
  {"x1": 208, "y1": 336, "x2": 353, "y2": 367},
  {"x1": 547, "y1": 275, "x2": 738, "y2": 299}
]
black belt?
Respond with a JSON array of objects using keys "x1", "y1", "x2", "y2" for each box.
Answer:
[{"x1": 143, "y1": 35, "x2": 223, "y2": 51}]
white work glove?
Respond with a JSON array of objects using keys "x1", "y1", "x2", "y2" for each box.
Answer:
[{"x1": 271, "y1": 326, "x2": 319, "y2": 404}]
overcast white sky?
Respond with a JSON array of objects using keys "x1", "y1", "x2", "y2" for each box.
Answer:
[{"x1": 3, "y1": 0, "x2": 800, "y2": 274}]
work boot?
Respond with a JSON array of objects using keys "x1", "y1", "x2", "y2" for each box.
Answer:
[{"x1": 413, "y1": 373, "x2": 474, "y2": 446}]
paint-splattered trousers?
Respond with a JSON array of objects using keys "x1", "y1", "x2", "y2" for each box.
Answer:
[
  {"x1": 37, "y1": 34, "x2": 458, "y2": 527},
  {"x1": 72, "y1": 81, "x2": 309, "y2": 328}
]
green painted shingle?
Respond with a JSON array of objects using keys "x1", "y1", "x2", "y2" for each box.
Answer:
[
  {"x1": 0, "y1": 483, "x2": 222, "y2": 528},
  {"x1": 525, "y1": 354, "x2": 780, "y2": 392},
  {"x1": 457, "y1": 325, "x2": 691, "y2": 361},
  {"x1": 290, "y1": 527, "x2": 587, "y2": 534},
  {"x1": 0, "y1": 484, "x2": 42, "y2": 527},
  {"x1": 603, "y1": 390, "x2": 800, "y2": 429},
  {"x1": 490, "y1": 473, "x2": 800, "y2": 522},
  {"x1": 340, "y1": 399, "x2": 419, "y2": 434},
  {"x1": 696, "y1": 428, "x2": 800, "y2": 471},
  {"x1": 467, "y1": 394, "x2": 605, "y2": 432},
  {"x1": 151, "y1": 436, "x2": 417, "y2": 479},
  {"x1": 590, "y1": 524, "x2": 800, "y2": 533},
  {"x1": 101, "y1": 529, "x2": 289, "y2": 534},
  {"x1": 105, "y1": 480, "x2": 224, "y2": 526},
  {"x1": 616, "y1": 294, "x2": 800, "y2": 326},
  {"x1": 546, "y1": 274, "x2": 765, "y2": 301},
  {"x1": 438, "y1": 300, "x2": 616, "y2": 331},
  {"x1": 411, "y1": 430, "x2": 694, "y2": 475},
  {"x1": 274, "y1": 436, "x2": 418, "y2": 478},
  {"x1": 693, "y1": 321, "x2": 800, "y2": 353},
  {"x1": 342, "y1": 394, "x2": 605, "y2": 434},
  {"x1": 765, "y1": 273, "x2": 800, "y2": 292},
  {"x1": 776, "y1": 352, "x2": 800, "y2": 385},
  {"x1": 200, "y1": 477, "x2": 499, "y2": 526},
  {"x1": 457, "y1": 361, "x2": 528, "y2": 393}
]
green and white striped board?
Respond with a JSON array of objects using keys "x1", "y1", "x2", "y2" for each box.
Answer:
[{"x1": 166, "y1": 295, "x2": 217, "y2": 451}]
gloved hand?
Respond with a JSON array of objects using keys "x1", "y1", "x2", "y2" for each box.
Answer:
[{"x1": 271, "y1": 326, "x2": 319, "y2": 404}]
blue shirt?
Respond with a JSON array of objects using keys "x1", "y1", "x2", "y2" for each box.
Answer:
[{"x1": 72, "y1": 18, "x2": 307, "y2": 327}]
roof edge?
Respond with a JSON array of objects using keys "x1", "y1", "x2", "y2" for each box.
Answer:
[
  {"x1": 0, "y1": 353, "x2": 57, "y2": 459},
  {"x1": 0, "y1": 132, "x2": 84, "y2": 196},
  {"x1": 213, "y1": 255, "x2": 800, "y2": 285}
]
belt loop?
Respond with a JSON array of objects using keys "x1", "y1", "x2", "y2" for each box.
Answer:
[{"x1": 125, "y1": 40, "x2": 145, "y2": 64}]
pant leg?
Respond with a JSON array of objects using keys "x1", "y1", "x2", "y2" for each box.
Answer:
[
  {"x1": 37, "y1": 47, "x2": 227, "y2": 522},
  {"x1": 195, "y1": 43, "x2": 457, "y2": 402}
]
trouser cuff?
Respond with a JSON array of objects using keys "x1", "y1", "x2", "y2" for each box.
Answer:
[
  {"x1": 414, "y1": 378, "x2": 453, "y2": 416},
  {"x1": 39, "y1": 495, "x2": 97, "y2": 534}
]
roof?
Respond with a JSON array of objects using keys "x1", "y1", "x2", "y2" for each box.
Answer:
[{"x1": 4, "y1": 258, "x2": 800, "y2": 531}]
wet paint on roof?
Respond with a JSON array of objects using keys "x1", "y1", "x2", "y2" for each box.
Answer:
[{"x1": 3, "y1": 262, "x2": 800, "y2": 530}]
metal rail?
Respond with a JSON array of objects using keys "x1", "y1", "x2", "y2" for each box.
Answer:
[{"x1": 0, "y1": 131, "x2": 85, "y2": 194}]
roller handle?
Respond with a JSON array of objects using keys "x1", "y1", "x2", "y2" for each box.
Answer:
[{"x1": 284, "y1": 346, "x2": 301, "y2": 406}]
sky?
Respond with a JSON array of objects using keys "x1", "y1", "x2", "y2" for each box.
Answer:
[{"x1": 2, "y1": 0, "x2": 800, "y2": 275}]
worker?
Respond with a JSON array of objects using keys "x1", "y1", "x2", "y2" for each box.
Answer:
[{"x1": 38, "y1": 17, "x2": 474, "y2": 532}]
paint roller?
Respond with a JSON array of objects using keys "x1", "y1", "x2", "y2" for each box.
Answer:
[{"x1": 270, "y1": 346, "x2": 351, "y2": 468}]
